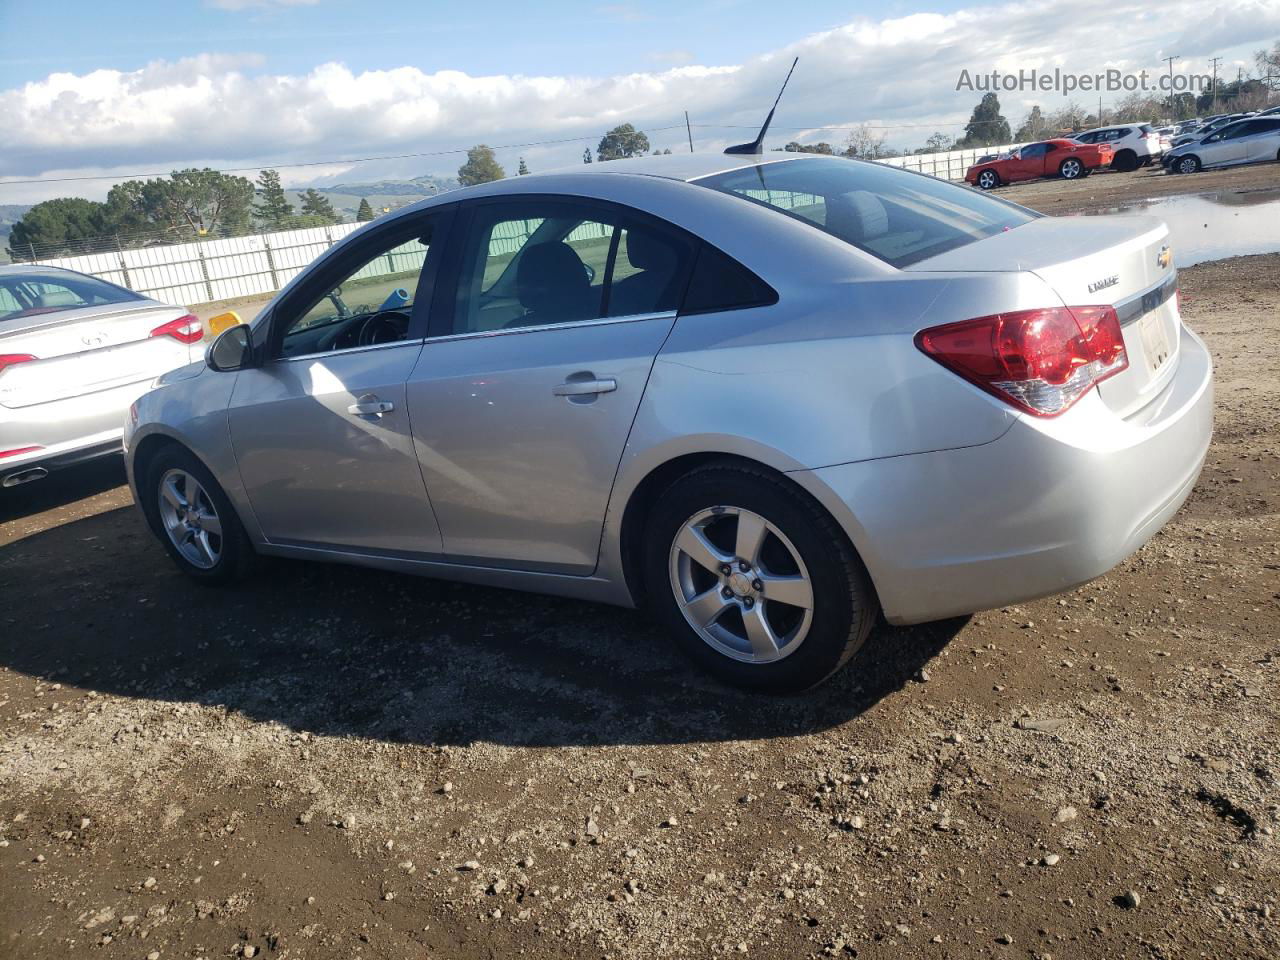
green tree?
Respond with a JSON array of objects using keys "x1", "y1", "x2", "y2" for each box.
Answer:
[
  {"x1": 582, "y1": 147, "x2": 593, "y2": 164},
  {"x1": 1013, "y1": 107, "x2": 1046, "y2": 142},
  {"x1": 923, "y1": 132, "x2": 954, "y2": 153},
  {"x1": 356, "y1": 198, "x2": 375, "y2": 221},
  {"x1": 107, "y1": 168, "x2": 255, "y2": 237},
  {"x1": 296, "y1": 188, "x2": 339, "y2": 224},
  {"x1": 596, "y1": 123, "x2": 650, "y2": 161},
  {"x1": 958, "y1": 93, "x2": 1011, "y2": 147},
  {"x1": 254, "y1": 169, "x2": 294, "y2": 227},
  {"x1": 8, "y1": 197, "x2": 113, "y2": 257},
  {"x1": 517, "y1": 157, "x2": 530, "y2": 176},
  {"x1": 783, "y1": 141, "x2": 835, "y2": 154},
  {"x1": 458, "y1": 145, "x2": 505, "y2": 186}
]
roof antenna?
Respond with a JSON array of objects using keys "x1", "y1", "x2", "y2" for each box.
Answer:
[{"x1": 724, "y1": 57, "x2": 798, "y2": 155}]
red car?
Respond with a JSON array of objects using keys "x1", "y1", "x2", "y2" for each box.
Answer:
[{"x1": 965, "y1": 138, "x2": 1113, "y2": 189}]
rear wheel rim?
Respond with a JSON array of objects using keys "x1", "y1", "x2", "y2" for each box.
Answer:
[
  {"x1": 158, "y1": 468, "x2": 223, "y2": 570},
  {"x1": 1063, "y1": 159, "x2": 1082, "y2": 178},
  {"x1": 668, "y1": 506, "x2": 814, "y2": 664}
]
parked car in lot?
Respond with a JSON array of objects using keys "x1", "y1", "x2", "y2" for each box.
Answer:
[
  {"x1": 125, "y1": 152, "x2": 1212, "y2": 692},
  {"x1": 1169, "y1": 113, "x2": 1249, "y2": 151},
  {"x1": 1069, "y1": 123, "x2": 1164, "y2": 170},
  {"x1": 965, "y1": 138, "x2": 1113, "y2": 188},
  {"x1": 1165, "y1": 115, "x2": 1280, "y2": 174},
  {"x1": 0, "y1": 266, "x2": 202, "y2": 488}
]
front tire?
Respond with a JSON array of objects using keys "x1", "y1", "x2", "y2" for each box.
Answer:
[
  {"x1": 1060, "y1": 158, "x2": 1085, "y2": 179},
  {"x1": 144, "y1": 446, "x2": 254, "y2": 583},
  {"x1": 1113, "y1": 149, "x2": 1138, "y2": 172},
  {"x1": 643, "y1": 464, "x2": 878, "y2": 693},
  {"x1": 976, "y1": 169, "x2": 1000, "y2": 190},
  {"x1": 1176, "y1": 155, "x2": 1202, "y2": 174}
]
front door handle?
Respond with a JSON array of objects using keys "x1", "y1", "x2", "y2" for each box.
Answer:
[
  {"x1": 348, "y1": 395, "x2": 395, "y2": 416},
  {"x1": 553, "y1": 378, "x2": 617, "y2": 397}
]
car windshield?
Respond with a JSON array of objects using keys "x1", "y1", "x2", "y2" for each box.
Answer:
[
  {"x1": 694, "y1": 156, "x2": 1036, "y2": 269},
  {"x1": 0, "y1": 272, "x2": 143, "y2": 323}
]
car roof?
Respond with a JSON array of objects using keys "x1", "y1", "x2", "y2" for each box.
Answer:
[
  {"x1": 0, "y1": 264, "x2": 84, "y2": 280},
  {"x1": 533, "y1": 151, "x2": 808, "y2": 183}
]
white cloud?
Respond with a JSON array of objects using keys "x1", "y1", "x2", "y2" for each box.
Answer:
[{"x1": 3, "y1": 0, "x2": 1277, "y2": 202}]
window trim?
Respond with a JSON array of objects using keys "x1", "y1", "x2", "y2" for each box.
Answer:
[
  {"x1": 427, "y1": 193, "x2": 696, "y2": 340},
  {"x1": 266, "y1": 204, "x2": 455, "y2": 362}
]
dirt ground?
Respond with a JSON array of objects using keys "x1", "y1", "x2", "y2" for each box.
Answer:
[{"x1": 2, "y1": 194, "x2": 1278, "y2": 958}]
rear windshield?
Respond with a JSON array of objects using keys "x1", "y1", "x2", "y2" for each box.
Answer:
[
  {"x1": 693, "y1": 156, "x2": 1036, "y2": 269},
  {"x1": 0, "y1": 272, "x2": 143, "y2": 322}
]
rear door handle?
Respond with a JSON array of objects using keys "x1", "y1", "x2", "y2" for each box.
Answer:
[
  {"x1": 348, "y1": 396, "x2": 395, "y2": 416},
  {"x1": 553, "y1": 378, "x2": 617, "y2": 397}
]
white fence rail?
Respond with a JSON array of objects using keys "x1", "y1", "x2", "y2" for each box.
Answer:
[{"x1": 29, "y1": 147, "x2": 1026, "y2": 308}]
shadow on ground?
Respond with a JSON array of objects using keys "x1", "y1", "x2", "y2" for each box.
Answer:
[
  {"x1": 0, "y1": 456, "x2": 127, "y2": 525},
  {"x1": 0, "y1": 495, "x2": 965, "y2": 748}
]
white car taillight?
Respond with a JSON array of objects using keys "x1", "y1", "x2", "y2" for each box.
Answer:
[
  {"x1": 0, "y1": 353, "x2": 36, "y2": 376},
  {"x1": 149, "y1": 314, "x2": 204, "y2": 345},
  {"x1": 915, "y1": 305, "x2": 1128, "y2": 417}
]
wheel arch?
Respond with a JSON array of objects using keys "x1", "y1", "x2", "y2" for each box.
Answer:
[{"x1": 614, "y1": 450, "x2": 879, "y2": 614}]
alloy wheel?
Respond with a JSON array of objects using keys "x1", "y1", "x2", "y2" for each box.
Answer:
[
  {"x1": 158, "y1": 468, "x2": 223, "y2": 570},
  {"x1": 668, "y1": 506, "x2": 814, "y2": 664},
  {"x1": 1062, "y1": 159, "x2": 1083, "y2": 179},
  {"x1": 978, "y1": 171, "x2": 997, "y2": 189}
]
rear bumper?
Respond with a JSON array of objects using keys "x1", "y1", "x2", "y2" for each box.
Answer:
[
  {"x1": 800, "y1": 324, "x2": 1213, "y2": 624},
  {"x1": 0, "y1": 379, "x2": 150, "y2": 476}
]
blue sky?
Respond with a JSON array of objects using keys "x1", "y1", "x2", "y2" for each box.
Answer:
[
  {"x1": 0, "y1": 0, "x2": 972, "y2": 87},
  {"x1": 1, "y1": 0, "x2": 1275, "y2": 203}
]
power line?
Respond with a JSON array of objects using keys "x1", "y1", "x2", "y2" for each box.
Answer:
[{"x1": 1, "y1": 126, "x2": 687, "y2": 187}]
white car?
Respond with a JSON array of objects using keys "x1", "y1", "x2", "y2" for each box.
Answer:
[
  {"x1": 0, "y1": 265, "x2": 203, "y2": 488},
  {"x1": 1070, "y1": 124, "x2": 1164, "y2": 171},
  {"x1": 1165, "y1": 115, "x2": 1280, "y2": 174}
]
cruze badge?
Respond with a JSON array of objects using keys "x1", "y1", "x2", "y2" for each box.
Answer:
[
  {"x1": 1087, "y1": 275, "x2": 1119, "y2": 294},
  {"x1": 1157, "y1": 245, "x2": 1172, "y2": 269}
]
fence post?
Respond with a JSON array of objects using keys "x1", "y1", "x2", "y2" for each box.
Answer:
[
  {"x1": 115, "y1": 236, "x2": 133, "y2": 292},
  {"x1": 324, "y1": 225, "x2": 335, "y2": 249},
  {"x1": 28, "y1": 242, "x2": 38, "y2": 264},
  {"x1": 195, "y1": 239, "x2": 215, "y2": 303},
  {"x1": 262, "y1": 231, "x2": 280, "y2": 291}
]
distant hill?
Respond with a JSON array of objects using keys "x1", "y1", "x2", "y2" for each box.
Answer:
[
  {"x1": 297, "y1": 174, "x2": 460, "y2": 219},
  {"x1": 0, "y1": 204, "x2": 33, "y2": 263}
]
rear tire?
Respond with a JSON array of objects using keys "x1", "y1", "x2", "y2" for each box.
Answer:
[
  {"x1": 143, "y1": 445, "x2": 254, "y2": 584},
  {"x1": 1060, "y1": 158, "x2": 1085, "y2": 179},
  {"x1": 643, "y1": 463, "x2": 878, "y2": 693}
]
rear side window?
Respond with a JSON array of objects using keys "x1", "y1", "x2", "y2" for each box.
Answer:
[
  {"x1": 681, "y1": 245, "x2": 777, "y2": 315},
  {"x1": 695, "y1": 156, "x2": 1035, "y2": 269}
]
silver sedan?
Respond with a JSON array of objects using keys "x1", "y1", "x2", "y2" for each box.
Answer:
[
  {"x1": 124, "y1": 153, "x2": 1213, "y2": 692},
  {"x1": 1, "y1": 266, "x2": 202, "y2": 488}
]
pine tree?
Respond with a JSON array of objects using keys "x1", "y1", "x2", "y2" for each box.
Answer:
[
  {"x1": 297, "y1": 188, "x2": 339, "y2": 224},
  {"x1": 253, "y1": 169, "x2": 293, "y2": 227},
  {"x1": 517, "y1": 157, "x2": 530, "y2": 176},
  {"x1": 356, "y1": 198, "x2": 375, "y2": 221}
]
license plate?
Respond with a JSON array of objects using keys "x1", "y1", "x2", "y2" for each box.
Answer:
[{"x1": 1138, "y1": 312, "x2": 1172, "y2": 375}]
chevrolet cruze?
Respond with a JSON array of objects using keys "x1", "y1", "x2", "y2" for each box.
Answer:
[{"x1": 124, "y1": 153, "x2": 1213, "y2": 692}]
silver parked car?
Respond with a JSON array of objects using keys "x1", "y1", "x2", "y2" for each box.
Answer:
[
  {"x1": 1, "y1": 266, "x2": 203, "y2": 487},
  {"x1": 1165, "y1": 116, "x2": 1280, "y2": 174},
  {"x1": 124, "y1": 153, "x2": 1213, "y2": 692}
]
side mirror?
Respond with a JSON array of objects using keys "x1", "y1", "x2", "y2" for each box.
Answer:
[
  {"x1": 206, "y1": 324, "x2": 255, "y2": 372},
  {"x1": 206, "y1": 310, "x2": 242, "y2": 336}
]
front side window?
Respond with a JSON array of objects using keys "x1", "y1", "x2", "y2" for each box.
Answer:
[
  {"x1": 695, "y1": 156, "x2": 1036, "y2": 269},
  {"x1": 277, "y1": 219, "x2": 435, "y2": 358},
  {"x1": 1022, "y1": 143, "x2": 1048, "y2": 157},
  {"x1": 0, "y1": 273, "x2": 142, "y2": 323},
  {"x1": 447, "y1": 200, "x2": 691, "y2": 336}
]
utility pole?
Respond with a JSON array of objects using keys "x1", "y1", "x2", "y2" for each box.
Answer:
[
  {"x1": 1162, "y1": 54, "x2": 1180, "y2": 119},
  {"x1": 1209, "y1": 56, "x2": 1222, "y2": 113},
  {"x1": 1099, "y1": 95, "x2": 1104, "y2": 126},
  {"x1": 685, "y1": 111, "x2": 694, "y2": 153}
]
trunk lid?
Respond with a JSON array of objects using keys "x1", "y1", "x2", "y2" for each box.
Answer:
[
  {"x1": 908, "y1": 214, "x2": 1180, "y2": 417},
  {"x1": 0, "y1": 302, "x2": 197, "y2": 409}
]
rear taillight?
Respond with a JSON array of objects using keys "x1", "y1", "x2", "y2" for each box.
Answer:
[
  {"x1": 0, "y1": 353, "x2": 37, "y2": 375},
  {"x1": 149, "y1": 314, "x2": 204, "y2": 345},
  {"x1": 916, "y1": 305, "x2": 1128, "y2": 417}
]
